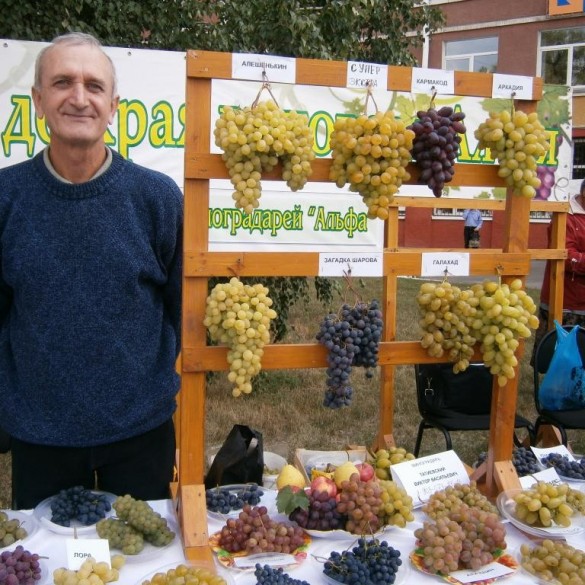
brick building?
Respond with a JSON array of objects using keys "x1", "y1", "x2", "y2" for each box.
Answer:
[{"x1": 401, "y1": 0, "x2": 585, "y2": 249}]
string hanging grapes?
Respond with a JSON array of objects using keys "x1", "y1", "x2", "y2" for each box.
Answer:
[
  {"x1": 408, "y1": 105, "x2": 466, "y2": 197},
  {"x1": 329, "y1": 86, "x2": 415, "y2": 220},
  {"x1": 474, "y1": 106, "x2": 549, "y2": 198},
  {"x1": 214, "y1": 80, "x2": 314, "y2": 214},
  {"x1": 204, "y1": 277, "x2": 277, "y2": 397}
]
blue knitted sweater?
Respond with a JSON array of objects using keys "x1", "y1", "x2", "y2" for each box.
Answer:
[{"x1": 0, "y1": 150, "x2": 183, "y2": 446}]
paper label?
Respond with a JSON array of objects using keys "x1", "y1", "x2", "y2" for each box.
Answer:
[
  {"x1": 318, "y1": 252, "x2": 383, "y2": 277},
  {"x1": 232, "y1": 53, "x2": 296, "y2": 84},
  {"x1": 346, "y1": 61, "x2": 388, "y2": 90},
  {"x1": 66, "y1": 539, "x2": 111, "y2": 570},
  {"x1": 390, "y1": 450, "x2": 470, "y2": 506},
  {"x1": 233, "y1": 553, "x2": 295, "y2": 569},
  {"x1": 449, "y1": 559, "x2": 515, "y2": 583},
  {"x1": 520, "y1": 466, "x2": 562, "y2": 489},
  {"x1": 421, "y1": 252, "x2": 470, "y2": 277},
  {"x1": 411, "y1": 67, "x2": 455, "y2": 94},
  {"x1": 492, "y1": 74, "x2": 534, "y2": 100}
]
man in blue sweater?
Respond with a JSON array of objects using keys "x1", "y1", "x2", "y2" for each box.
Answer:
[{"x1": 0, "y1": 32, "x2": 183, "y2": 508}]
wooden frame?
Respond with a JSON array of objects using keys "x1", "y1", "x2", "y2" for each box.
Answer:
[{"x1": 177, "y1": 50, "x2": 569, "y2": 562}]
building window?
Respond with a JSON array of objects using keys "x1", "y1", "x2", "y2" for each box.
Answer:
[
  {"x1": 574, "y1": 138, "x2": 585, "y2": 180},
  {"x1": 444, "y1": 37, "x2": 498, "y2": 73},
  {"x1": 540, "y1": 27, "x2": 585, "y2": 88}
]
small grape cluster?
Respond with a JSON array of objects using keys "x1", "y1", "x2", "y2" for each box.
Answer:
[
  {"x1": 372, "y1": 447, "x2": 416, "y2": 481},
  {"x1": 540, "y1": 453, "x2": 585, "y2": 480},
  {"x1": 422, "y1": 482, "x2": 498, "y2": 520},
  {"x1": 206, "y1": 484, "x2": 264, "y2": 514},
  {"x1": 316, "y1": 300, "x2": 383, "y2": 408},
  {"x1": 0, "y1": 546, "x2": 42, "y2": 585},
  {"x1": 323, "y1": 537, "x2": 402, "y2": 585},
  {"x1": 415, "y1": 504, "x2": 506, "y2": 572},
  {"x1": 53, "y1": 556, "x2": 125, "y2": 585},
  {"x1": 96, "y1": 495, "x2": 174, "y2": 555},
  {"x1": 475, "y1": 446, "x2": 540, "y2": 477},
  {"x1": 214, "y1": 101, "x2": 314, "y2": 214},
  {"x1": 513, "y1": 481, "x2": 575, "y2": 527},
  {"x1": 218, "y1": 505, "x2": 305, "y2": 555},
  {"x1": 289, "y1": 488, "x2": 344, "y2": 531},
  {"x1": 417, "y1": 278, "x2": 539, "y2": 384},
  {"x1": 329, "y1": 111, "x2": 415, "y2": 220},
  {"x1": 475, "y1": 109, "x2": 549, "y2": 198},
  {"x1": 335, "y1": 473, "x2": 384, "y2": 535},
  {"x1": 409, "y1": 106, "x2": 466, "y2": 197},
  {"x1": 204, "y1": 277, "x2": 277, "y2": 398},
  {"x1": 141, "y1": 564, "x2": 227, "y2": 585},
  {"x1": 0, "y1": 512, "x2": 27, "y2": 548},
  {"x1": 378, "y1": 479, "x2": 414, "y2": 528},
  {"x1": 254, "y1": 564, "x2": 310, "y2": 585},
  {"x1": 520, "y1": 540, "x2": 585, "y2": 585},
  {"x1": 49, "y1": 486, "x2": 112, "y2": 527}
]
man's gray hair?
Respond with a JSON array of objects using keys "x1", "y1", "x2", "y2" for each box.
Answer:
[{"x1": 34, "y1": 32, "x2": 118, "y2": 97}]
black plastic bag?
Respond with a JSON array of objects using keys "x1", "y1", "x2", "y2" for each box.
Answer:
[
  {"x1": 0, "y1": 426, "x2": 10, "y2": 454},
  {"x1": 204, "y1": 425, "x2": 264, "y2": 489}
]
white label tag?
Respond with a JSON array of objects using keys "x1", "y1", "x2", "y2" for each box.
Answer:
[
  {"x1": 492, "y1": 74, "x2": 534, "y2": 100},
  {"x1": 346, "y1": 61, "x2": 388, "y2": 90},
  {"x1": 234, "y1": 553, "x2": 296, "y2": 569},
  {"x1": 449, "y1": 559, "x2": 515, "y2": 583},
  {"x1": 66, "y1": 539, "x2": 111, "y2": 570},
  {"x1": 319, "y1": 252, "x2": 383, "y2": 277},
  {"x1": 232, "y1": 53, "x2": 296, "y2": 84},
  {"x1": 421, "y1": 252, "x2": 470, "y2": 277},
  {"x1": 411, "y1": 67, "x2": 455, "y2": 95},
  {"x1": 390, "y1": 450, "x2": 470, "y2": 507}
]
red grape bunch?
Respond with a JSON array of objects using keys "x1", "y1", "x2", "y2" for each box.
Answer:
[{"x1": 408, "y1": 106, "x2": 466, "y2": 197}]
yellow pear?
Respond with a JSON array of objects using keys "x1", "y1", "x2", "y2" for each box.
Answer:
[
  {"x1": 333, "y1": 461, "x2": 359, "y2": 487},
  {"x1": 276, "y1": 464, "x2": 306, "y2": 490}
]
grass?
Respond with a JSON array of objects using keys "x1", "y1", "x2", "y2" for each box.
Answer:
[{"x1": 2, "y1": 276, "x2": 584, "y2": 509}]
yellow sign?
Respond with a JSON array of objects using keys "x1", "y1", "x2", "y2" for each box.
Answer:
[{"x1": 549, "y1": 0, "x2": 584, "y2": 15}]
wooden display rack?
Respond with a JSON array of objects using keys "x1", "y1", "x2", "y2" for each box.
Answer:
[{"x1": 176, "y1": 50, "x2": 569, "y2": 562}]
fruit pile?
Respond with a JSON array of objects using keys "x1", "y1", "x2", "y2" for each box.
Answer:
[
  {"x1": 371, "y1": 446, "x2": 416, "y2": 480},
  {"x1": 205, "y1": 484, "x2": 264, "y2": 514},
  {"x1": 520, "y1": 540, "x2": 585, "y2": 584},
  {"x1": 254, "y1": 564, "x2": 309, "y2": 585},
  {"x1": 329, "y1": 111, "x2": 415, "y2": 220},
  {"x1": 475, "y1": 108, "x2": 549, "y2": 198},
  {"x1": 475, "y1": 446, "x2": 540, "y2": 477},
  {"x1": 140, "y1": 564, "x2": 227, "y2": 585},
  {"x1": 417, "y1": 277, "x2": 539, "y2": 383},
  {"x1": 540, "y1": 453, "x2": 585, "y2": 480},
  {"x1": 49, "y1": 485, "x2": 112, "y2": 527},
  {"x1": 0, "y1": 512, "x2": 28, "y2": 548},
  {"x1": 0, "y1": 546, "x2": 42, "y2": 585},
  {"x1": 408, "y1": 106, "x2": 466, "y2": 197},
  {"x1": 53, "y1": 556, "x2": 125, "y2": 585},
  {"x1": 214, "y1": 101, "x2": 314, "y2": 213},
  {"x1": 204, "y1": 277, "x2": 277, "y2": 397},
  {"x1": 96, "y1": 495, "x2": 175, "y2": 555}
]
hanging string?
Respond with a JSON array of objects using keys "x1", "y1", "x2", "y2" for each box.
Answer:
[
  {"x1": 429, "y1": 86, "x2": 437, "y2": 110},
  {"x1": 251, "y1": 70, "x2": 280, "y2": 109},
  {"x1": 363, "y1": 81, "x2": 379, "y2": 115},
  {"x1": 510, "y1": 91, "x2": 516, "y2": 118}
]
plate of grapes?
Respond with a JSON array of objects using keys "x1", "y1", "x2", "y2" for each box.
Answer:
[
  {"x1": 135, "y1": 562, "x2": 236, "y2": 585},
  {"x1": 205, "y1": 483, "x2": 276, "y2": 521},
  {"x1": 538, "y1": 453, "x2": 585, "y2": 483},
  {"x1": 0, "y1": 510, "x2": 39, "y2": 553}
]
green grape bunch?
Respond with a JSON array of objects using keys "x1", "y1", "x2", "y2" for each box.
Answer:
[
  {"x1": 329, "y1": 111, "x2": 415, "y2": 221},
  {"x1": 214, "y1": 101, "x2": 315, "y2": 214},
  {"x1": 474, "y1": 109, "x2": 549, "y2": 198},
  {"x1": 204, "y1": 277, "x2": 277, "y2": 397}
]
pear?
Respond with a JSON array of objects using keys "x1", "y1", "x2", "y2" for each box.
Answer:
[
  {"x1": 276, "y1": 464, "x2": 306, "y2": 490},
  {"x1": 333, "y1": 461, "x2": 359, "y2": 488}
]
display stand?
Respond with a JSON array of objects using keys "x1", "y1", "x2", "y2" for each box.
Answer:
[{"x1": 177, "y1": 50, "x2": 569, "y2": 561}]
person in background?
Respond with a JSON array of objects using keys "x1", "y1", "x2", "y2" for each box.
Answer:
[
  {"x1": 462, "y1": 208, "x2": 483, "y2": 248},
  {"x1": 0, "y1": 32, "x2": 183, "y2": 508},
  {"x1": 531, "y1": 178, "x2": 585, "y2": 363}
]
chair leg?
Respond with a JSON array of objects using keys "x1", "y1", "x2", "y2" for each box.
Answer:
[{"x1": 440, "y1": 427, "x2": 452, "y2": 451}]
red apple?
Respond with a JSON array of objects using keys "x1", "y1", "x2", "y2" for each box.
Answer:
[
  {"x1": 355, "y1": 462, "x2": 375, "y2": 482},
  {"x1": 310, "y1": 475, "x2": 337, "y2": 498}
]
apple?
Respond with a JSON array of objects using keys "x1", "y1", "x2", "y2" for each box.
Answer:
[
  {"x1": 355, "y1": 462, "x2": 375, "y2": 482},
  {"x1": 310, "y1": 475, "x2": 337, "y2": 498}
]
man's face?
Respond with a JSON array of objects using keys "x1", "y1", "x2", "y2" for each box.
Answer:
[{"x1": 32, "y1": 43, "x2": 119, "y2": 149}]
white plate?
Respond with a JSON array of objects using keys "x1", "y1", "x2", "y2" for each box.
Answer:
[
  {"x1": 33, "y1": 491, "x2": 116, "y2": 535},
  {"x1": 496, "y1": 489, "x2": 584, "y2": 538},
  {"x1": 135, "y1": 561, "x2": 236, "y2": 585},
  {"x1": 0, "y1": 510, "x2": 40, "y2": 553},
  {"x1": 311, "y1": 538, "x2": 409, "y2": 585},
  {"x1": 206, "y1": 485, "x2": 276, "y2": 521}
]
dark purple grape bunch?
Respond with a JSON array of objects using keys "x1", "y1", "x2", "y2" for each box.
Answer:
[{"x1": 408, "y1": 106, "x2": 466, "y2": 197}]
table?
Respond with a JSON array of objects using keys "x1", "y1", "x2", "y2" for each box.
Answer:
[{"x1": 7, "y1": 495, "x2": 584, "y2": 584}]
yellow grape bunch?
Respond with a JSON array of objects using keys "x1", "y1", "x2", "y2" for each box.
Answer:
[
  {"x1": 214, "y1": 101, "x2": 315, "y2": 214},
  {"x1": 204, "y1": 277, "x2": 277, "y2": 397},
  {"x1": 329, "y1": 111, "x2": 415, "y2": 221},
  {"x1": 474, "y1": 109, "x2": 549, "y2": 198}
]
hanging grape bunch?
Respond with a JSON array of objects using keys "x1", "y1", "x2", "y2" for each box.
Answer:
[
  {"x1": 329, "y1": 105, "x2": 415, "y2": 220},
  {"x1": 204, "y1": 277, "x2": 277, "y2": 397},
  {"x1": 474, "y1": 108, "x2": 549, "y2": 198},
  {"x1": 408, "y1": 106, "x2": 466, "y2": 197},
  {"x1": 214, "y1": 98, "x2": 314, "y2": 214},
  {"x1": 316, "y1": 298, "x2": 383, "y2": 408}
]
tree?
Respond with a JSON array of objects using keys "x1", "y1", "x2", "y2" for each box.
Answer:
[{"x1": 0, "y1": 0, "x2": 444, "y2": 340}]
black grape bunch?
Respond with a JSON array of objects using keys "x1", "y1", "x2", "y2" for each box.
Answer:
[
  {"x1": 316, "y1": 299, "x2": 383, "y2": 409},
  {"x1": 408, "y1": 105, "x2": 466, "y2": 197}
]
